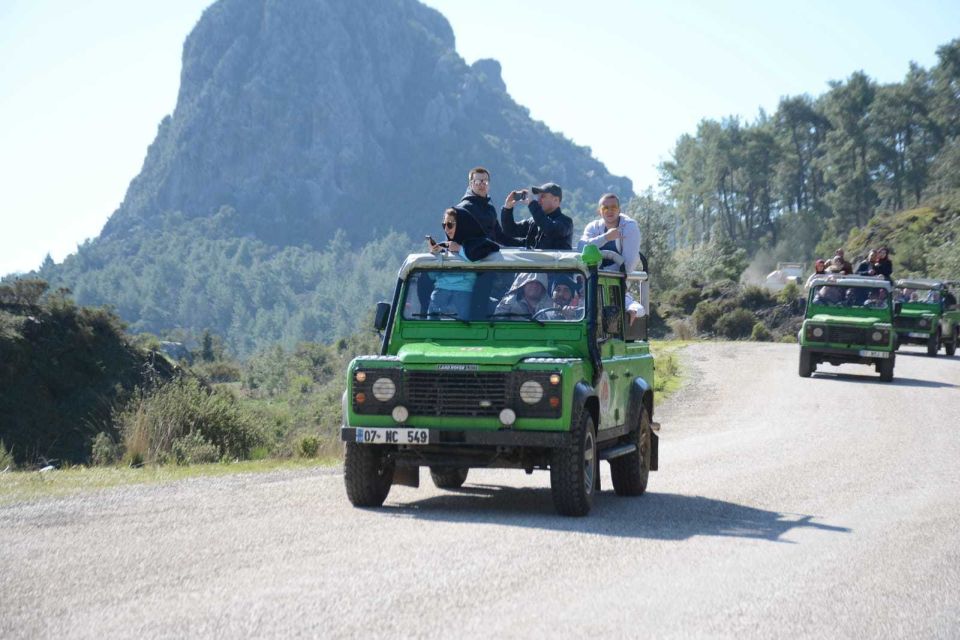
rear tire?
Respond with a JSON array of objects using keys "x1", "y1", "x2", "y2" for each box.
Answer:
[
  {"x1": 878, "y1": 357, "x2": 895, "y2": 382},
  {"x1": 344, "y1": 443, "x2": 394, "y2": 507},
  {"x1": 610, "y1": 405, "x2": 651, "y2": 497},
  {"x1": 429, "y1": 467, "x2": 469, "y2": 489},
  {"x1": 946, "y1": 329, "x2": 957, "y2": 357},
  {"x1": 550, "y1": 407, "x2": 596, "y2": 517},
  {"x1": 799, "y1": 348, "x2": 814, "y2": 378},
  {"x1": 927, "y1": 329, "x2": 940, "y2": 356}
]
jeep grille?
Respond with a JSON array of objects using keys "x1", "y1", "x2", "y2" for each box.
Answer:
[
  {"x1": 894, "y1": 316, "x2": 921, "y2": 329},
  {"x1": 825, "y1": 326, "x2": 869, "y2": 344},
  {"x1": 404, "y1": 371, "x2": 509, "y2": 417}
]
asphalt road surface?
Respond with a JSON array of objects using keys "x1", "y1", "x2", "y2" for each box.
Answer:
[{"x1": 2, "y1": 342, "x2": 959, "y2": 638}]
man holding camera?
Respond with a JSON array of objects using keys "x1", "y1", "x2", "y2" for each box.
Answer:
[
  {"x1": 501, "y1": 182, "x2": 573, "y2": 250},
  {"x1": 455, "y1": 166, "x2": 520, "y2": 246}
]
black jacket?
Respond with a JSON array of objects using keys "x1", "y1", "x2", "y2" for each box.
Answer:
[
  {"x1": 500, "y1": 201, "x2": 573, "y2": 250},
  {"x1": 448, "y1": 207, "x2": 500, "y2": 262},
  {"x1": 455, "y1": 190, "x2": 521, "y2": 246}
]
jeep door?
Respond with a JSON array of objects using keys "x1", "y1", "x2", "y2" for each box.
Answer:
[{"x1": 596, "y1": 278, "x2": 630, "y2": 431}]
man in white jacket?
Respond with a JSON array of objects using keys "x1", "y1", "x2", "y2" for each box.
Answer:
[{"x1": 578, "y1": 193, "x2": 642, "y2": 273}]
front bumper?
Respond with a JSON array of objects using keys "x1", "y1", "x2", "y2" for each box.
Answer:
[
  {"x1": 803, "y1": 345, "x2": 893, "y2": 365},
  {"x1": 341, "y1": 426, "x2": 568, "y2": 448}
]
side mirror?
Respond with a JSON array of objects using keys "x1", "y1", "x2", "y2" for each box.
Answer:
[
  {"x1": 602, "y1": 305, "x2": 621, "y2": 334},
  {"x1": 894, "y1": 302, "x2": 902, "y2": 315},
  {"x1": 373, "y1": 302, "x2": 391, "y2": 331}
]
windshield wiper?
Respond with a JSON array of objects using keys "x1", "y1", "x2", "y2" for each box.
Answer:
[
  {"x1": 411, "y1": 312, "x2": 470, "y2": 325},
  {"x1": 486, "y1": 311, "x2": 544, "y2": 327}
]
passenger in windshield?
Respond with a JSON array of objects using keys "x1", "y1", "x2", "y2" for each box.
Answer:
[
  {"x1": 544, "y1": 274, "x2": 584, "y2": 320},
  {"x1": 812, "y1": 284, "x2": 843, "y2": 306},
  {"x1": 426, "y1": 209, "x2": 476, "y2": 320},
  {"x1": 495, "y1": 272, "x2": 553, "y2": 317},
  {"x1": 863, "y1": 288, "x2": 888, "y2": 309}
]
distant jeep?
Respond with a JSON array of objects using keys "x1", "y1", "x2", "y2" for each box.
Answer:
[
  {"x1": 799, "y1": 276, "x2": 896, "y2": 381},
  {"x1": 893, "y1": 279, "x2": 960, "y2": 357},
  {"x1": 341, "y1": 245, "x2": 657, "y2": 517}
]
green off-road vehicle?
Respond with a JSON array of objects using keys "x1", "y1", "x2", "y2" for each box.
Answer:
[
  {"x1": 341, "y1": 245, "x2": 657, "y2": 516},
  {"x1": 893, "y1": 279, "x2": 960, "y2": 357},
  {"x1": 799, "y1": 275, "x2": 896, "y2": 381}
]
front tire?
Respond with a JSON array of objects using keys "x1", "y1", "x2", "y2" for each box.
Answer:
[
  {"x1": 927, "y1": 329, "x2": 940, "y2": 356},
  {"x1": 551, "y1": 407, "x2": 597, "y2": 517},
  {"x1": 945, "y1": 329, "x2": 957, "y2": 357},
  {"x1": 610, "y1": 405, "x2": 651, "y2": 496},
  {"x1": 430, "y1": 467, "x2": 469, "y2": 489},
  {"x1": 799, "y1": 348, "x2": 814, "y2": 378},
  {"x1": 878, "y1": 357, "x2": 895, "y2": 382},
  {"x1": 344, "y1": 443, "x2": 394, "y2": 507}
]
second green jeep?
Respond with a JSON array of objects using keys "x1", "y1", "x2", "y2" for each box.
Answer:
[
  {"x1": 341, "y1": 245, "x2": 657, "y2": 517},
  {"x1": 893, "y1": 279, "x2": 960, "y2": 357},
  {"x1": 799, "y1": 276, "x2": 896, "y2": 381}
]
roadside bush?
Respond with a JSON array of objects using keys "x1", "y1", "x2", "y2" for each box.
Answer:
[
  {"x1": 170, "y1": 431, "x2": 220, "y2": 465},
  {"x1": 751, "y1": 322, "x2": 773, "y2": 342},
  {"x1": 777, "y1": 282, "x2": 802, "y2": 305},
  {"x1": 668, "y1": 317, "x2": 696, "y2": 340},
  {"x1": 193, "y1": 361, "x2": 242, "y2": 383},
  {"x1": 779, "y1": 333, "x2": 798, "y2": 343},
  {"x1": 666, "y1": 287, "x2": 702, "y2": 314},
  {"x1": 739, "y1": 285, "x2": 775, "y2": 309},
  {"x1": 116, "y1": 378, "x2": 263, "y2": 465},
  {"x1": 0, "y1": 439, "x2": 14, "y2": 471},
  {"x1": 90, "y1": 432, "x2": 120, "y2": 466},
  {"x1": 715, "y1": 309, "x2": 757, "y2": 339},
  {"x1": 692, "y1": 300, "x2": 724, "y2": 333},
  {"x1": 297, "y1": 434, "x2": 321, "y2": 458}
]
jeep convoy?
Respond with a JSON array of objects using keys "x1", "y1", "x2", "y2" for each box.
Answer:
[
  {"x1": 799, "y1": 276, "x2": 896, "y2": 381},
  {"x1": 341, "y1": 245, "x2": 656, "y2": 516},
  {"x1": 892, "y1": 279, "x2": 960, "y2": 357}
]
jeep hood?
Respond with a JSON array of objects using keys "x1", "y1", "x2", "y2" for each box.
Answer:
[
  {"x1": 396, "y1": 343, "x2": 576, "y2": 365},
  {"x1": 898, "y1": 306, "x2": 937, "y2": 317},
  {"x1": 809, "y1": 314, "x2": 889, "y2": 326}
]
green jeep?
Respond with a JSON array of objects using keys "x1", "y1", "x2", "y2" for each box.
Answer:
[
  {"x1": 341, "y1": 245, "x2": 657, "y2": 516},
  {"x1": 893, "y1": 279, "x2": 960, "y2": 357},
  {"x1": 799, "y1": 276, "x2": 896, "y2": 381}
]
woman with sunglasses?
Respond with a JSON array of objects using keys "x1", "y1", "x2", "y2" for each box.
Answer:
[{"x1": 425, "y1": 209, "x2": 477, "y2": 320}]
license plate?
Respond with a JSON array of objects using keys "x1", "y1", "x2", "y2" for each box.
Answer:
[
  {"x1": 355, "y1": 428, "x2": 429, "y2": 445},
  {"x1": 859, "y1": 350, "x2": 889, "y2": 358},
  {"x1": 907, "y1": 332, "x2": 929, "y2": 338}
]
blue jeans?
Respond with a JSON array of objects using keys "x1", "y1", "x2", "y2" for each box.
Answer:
[{"x1": 428, "y1": 288, "x2": 472, "y2": 320}]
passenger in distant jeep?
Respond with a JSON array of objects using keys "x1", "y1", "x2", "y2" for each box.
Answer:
[
  {"x1": 864, "y1": 288, "x2": 888, "y2": 309},
  {"x1": 812, "y1": 284, "x2": 844, "y2": 306}
]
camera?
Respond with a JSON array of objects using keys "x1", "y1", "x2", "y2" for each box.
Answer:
[{"x1": 512, "y1": 190, "x2": 527, "y2": 202}]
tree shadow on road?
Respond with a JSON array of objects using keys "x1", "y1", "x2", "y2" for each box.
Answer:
[
  {"x1": 384, "y1": 488, "x2": 850, "y2": 543},
  {"x1": 811, "y1": 371, "x2": 956, "y2": 388}
]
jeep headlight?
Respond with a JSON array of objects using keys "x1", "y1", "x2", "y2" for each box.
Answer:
[
  {"x1": 519, "y1": 380, "x2": 544, "y2": 404},
  {"x1": 372, "y1": 377, "x2": 397, "y2": 402},
  {"x1": 918, "y1": 318, "x2": 930, "y2": 328},
  {"x1": 805, "y1": 324, "x2": 826, "y2": 341},
  {"x1": 872, "y1": 331, "x2": 883, "y2": 342}
]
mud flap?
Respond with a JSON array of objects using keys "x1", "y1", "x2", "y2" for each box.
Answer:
[
  {"x1": 392, "y1": 465, "x2": 420, "y2": 488},
  {"x1": 650, "y1": 431, "x2": 659, "y2": 471}
]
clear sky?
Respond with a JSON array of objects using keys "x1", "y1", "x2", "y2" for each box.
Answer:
[{"x1": 2, "y1": 0, "x2": 958, "y2": 276}]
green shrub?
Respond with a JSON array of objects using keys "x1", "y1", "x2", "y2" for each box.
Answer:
[
  {"x1": 715, "y1": 309, "x2": 757, "y2": 339},
  {"x1": 170, "y1": 431, "x2": 220, "y2": 465},
  {"x1": 0, "y1": 439, "x2": 14, "y2": 471},
  {"x1": 297, "y1": 434, "x2": 321, "y2": 458},
  {"x1": 776, "y1": 282, "x2": 802, "y2": 305},
  {"x1": 692, "y1": 300, "x2": 724, "y2": 333},
  {"x1": 739, "y1": 285, "x2": 775, "y2": 309},
  {"x1": 779, "y1": 333, "x2": 798, "y2": 343},
  {"x1": 751, "y1": 322, "x2": 773, "y2": 342},
  {"x1": 667, "y1": 317, "x2": 696, "y2": 340},
  {"x1": 194, "y1": 361, "x2": 242, "y2": 383},
  {"x1": 666, "y1": 287, "x2": 702, "y2": 314},
  {"x1": 90, "y1": 432, "x2": 120, "y2": 466},
  {"x1": 116, "y1": 378, "x2": 263, "y2": 465}
]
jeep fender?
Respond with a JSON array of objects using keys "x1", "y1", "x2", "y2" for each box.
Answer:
[
  {"x1": 625, "y1": 377, "x2": 658, "y2": 471},
  {"x1": 573, "y1": 381, "x2": 599, "y2": 431}
]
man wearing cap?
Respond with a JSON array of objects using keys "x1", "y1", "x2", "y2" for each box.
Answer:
[
  {"x1": 454, "y1": 166, "x2": 521, "y2": 246},
  {"x1": 501, "y1": 182, "x2": 574, "y2": 250}
]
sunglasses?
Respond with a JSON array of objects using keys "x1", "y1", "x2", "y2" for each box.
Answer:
[
  {"x1": 600, "y1": 205, "x2": 620, "y2": 212},
  {"x1": 471, "y1": 179, "x2": 490, "y2": 185},
  {"x1": 442, "y1": 221, "x2": 456, "y2": 229}
]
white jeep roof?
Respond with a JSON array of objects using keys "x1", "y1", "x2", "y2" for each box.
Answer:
[
  {"x1": 807, "y1": 275, "x2": 892, "y2": 290},
  {"x1": 398, "y1": 249, "x2": 589, "y2": 279},
  {"x1": 894, "y1": 278, "x2": 943, "y2": 289}
]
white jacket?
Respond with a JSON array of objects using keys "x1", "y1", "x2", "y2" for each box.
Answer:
[{"x1": 579, "y1": 214, "x2": 642, "y2": 273}]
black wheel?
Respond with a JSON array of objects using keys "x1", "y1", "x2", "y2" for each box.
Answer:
[
  {"x1": 946, "y1": 329, "x2": 957, "y2": 357},
  {"x1": 430, "y1": 467, "x2": 469, "y2": 489},
  {"x1": 893, "y1": 335, "x2": 901, "y2": 351},
  {"x1": 878, "y1": 357, "x2": 895, "y2": 382},
  {"x1": 799, "y1": 348, "x2": 814, "y2": 378},
  {"x1": 610, "y1": 404, "x2": 651, "y2": 497},
  {"x1": 927, "y1": 329, "x2": 940, "y2": 356},
  {"x1": 344, "y1": 442, "x2": 394, "y2": 507},
  {"x1": 550, "y1": 406, "x2": 596, "y2": 517}
]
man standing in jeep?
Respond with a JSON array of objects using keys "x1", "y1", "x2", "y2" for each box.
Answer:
[
  {"x1": 501, "y1": 182, "x2": 573, "y2": 250},
  {"x1": 454, "y1": 167, "x2": 519, "y2": 246}
]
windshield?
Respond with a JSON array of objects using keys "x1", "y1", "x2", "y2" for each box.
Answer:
[
  {"x1": 895, "y1": 287, "x2": 940, "y2": 304},
  {"x1": 401, "y1": 269, "x2": 586, "y2": 323},
  {"x1": 810, "y1": 283, "x2": 891, "y2": 309}
]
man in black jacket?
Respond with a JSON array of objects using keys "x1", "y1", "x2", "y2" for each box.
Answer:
[
  {"x1": 501, "y1": 182, "x2": 573, "y2": 250},
  {"x1": 455, "y1": 167, "x2": 520, "y2": 246}
]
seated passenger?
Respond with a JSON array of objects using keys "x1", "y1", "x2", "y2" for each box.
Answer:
[
  {"x1": 426, "y1": 208, "x2": 477, "y2": 320},
  {"x1": 578, "y1": 194, "x2": 641, "y2": 272},
  {"x1": 864, "y1": 288, "x2": 888, "y2": 309},
  {"x1": 544, "y1": 274, "x2": 584, "y2": 320},
  {"x1": 804, "y1": 259, "x2": 827, "y2": 291},
  {"x1": 812, "y1": 285, "x2": 843, "y2": 305},
  {"x1": 494, "y1": 272, "x2": 553, "y2": 317}
]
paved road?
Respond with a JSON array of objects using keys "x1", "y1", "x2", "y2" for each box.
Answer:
[{"x1": 2, "y1": 342, "x2": 959, "y2": 638}]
